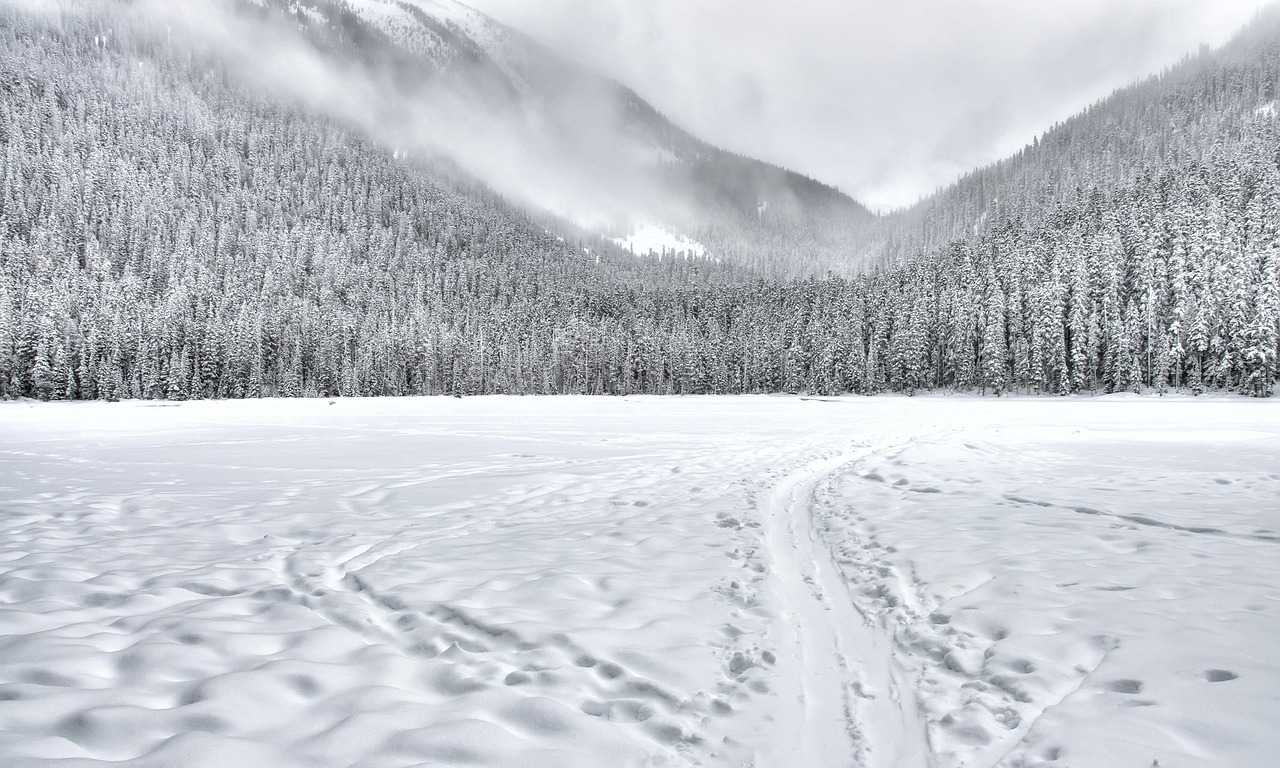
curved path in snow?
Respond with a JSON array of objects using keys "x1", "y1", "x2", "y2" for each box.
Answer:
[{"x1": 761, "y1": 442, "x2": 934, "y2": 768}]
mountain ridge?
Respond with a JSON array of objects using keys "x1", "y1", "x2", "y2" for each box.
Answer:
[
  {"x1": 244, "y1": 0, "x2": 874, "y2": 275},
  {"x1": 863, "y1": 5, "x2": 1280, "y2": 265}
]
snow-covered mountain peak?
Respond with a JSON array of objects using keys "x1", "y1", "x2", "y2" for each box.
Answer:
[{"x1": 296, "y1": 0, "x2": 521, "y2": 82}]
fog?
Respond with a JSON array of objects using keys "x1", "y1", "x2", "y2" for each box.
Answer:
[
  {"x1": 103, "y1": 0, "x2": 693, "y2": 232},
  {"x1": 12, "y1": 0, "x2": 1269, "y2": 232},
  {"x1": 472, "y1": 0, "x2": 1272, "y2": 211}
]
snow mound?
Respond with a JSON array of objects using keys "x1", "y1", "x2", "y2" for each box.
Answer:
[{"x1": 611, "y1": 225, "x2": 706, "y2": 258}]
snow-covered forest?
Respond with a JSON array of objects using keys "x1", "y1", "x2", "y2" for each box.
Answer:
[{"x1": 0, "y1": 2, "x2": 1277, "y2": 401}]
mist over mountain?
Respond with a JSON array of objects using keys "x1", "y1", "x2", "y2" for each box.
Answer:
[{"x1": 176, "y1": 0, "x2": 873, "y2": 275}]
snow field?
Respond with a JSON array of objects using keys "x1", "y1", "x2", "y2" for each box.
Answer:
[
  {"x1": 610, "y1": 225, "x2": 708, "y2": 258},
  {"x1": 0, "y1": 395, "x2": 1276, "y2": 767},
  {"x1": 814, "y1": 414, "x2": 1280, "y2": 767}
]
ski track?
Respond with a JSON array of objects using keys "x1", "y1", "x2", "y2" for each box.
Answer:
[
  {"x1": 759, "y1": 431, "x2": 1151, "y2": 768},
  {"x1": 760, "y1": 436, "x2": 936, "y2": 768},
  {"x1": 810, "y1": 452, "x2": 1118, "y2": 768}
]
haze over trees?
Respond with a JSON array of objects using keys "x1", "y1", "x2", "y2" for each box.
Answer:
[{"x1": 0, "y1": 0, "x2": 1277, "y2": 400}]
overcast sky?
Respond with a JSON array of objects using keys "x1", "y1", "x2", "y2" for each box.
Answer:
[{"x1": 469, "y1": 0, "x2": 1270, "y2": 211}]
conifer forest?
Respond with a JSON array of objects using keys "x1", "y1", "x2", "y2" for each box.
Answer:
[{"x1": 1, "y1": 2, "x2": 1277, "y2": 400}]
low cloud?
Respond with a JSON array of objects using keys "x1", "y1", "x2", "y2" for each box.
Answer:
[
  {"x1": 471, "y1": 0, "x2": 1270, "y2": 210},
  {"x1": 32, "y1": 0, "x2": 691, "y2": 231}
]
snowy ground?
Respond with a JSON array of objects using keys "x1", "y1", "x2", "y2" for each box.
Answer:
[{"x1": 0, "y1": 395, "x2": 1276, "y2": 768}]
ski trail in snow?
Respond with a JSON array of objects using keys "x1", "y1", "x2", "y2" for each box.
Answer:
[{"x1": 762, "y1": 439, "x2": 934, "y2": 768}]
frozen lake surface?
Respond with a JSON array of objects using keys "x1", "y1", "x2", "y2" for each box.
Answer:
[{"x1": 0, "y1": 395, "x2": 1276, "y2": 768}]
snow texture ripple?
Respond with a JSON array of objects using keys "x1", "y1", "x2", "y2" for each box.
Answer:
[{"x1": 0, "y1": 395, "x2": 1276, "y2": 768}]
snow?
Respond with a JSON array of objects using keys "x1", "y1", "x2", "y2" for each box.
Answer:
[
  {"x1": 336, "y1": 0, "x2": 534, "y2": 92},
  {"x1": 405, "y1": 0, "x2": 492, "y2": 38},
  {"x1": 0, "y1": 395, "x2": 1276, "y2": 767},
  {"x1": 1254, "y1": 100, "x2": 1275, "y2": 118},
  {"x1": 611, "y1": 224, "x2": 707, "y2": 258},
  {"x1": 338, "y1": 0, "x2": 452, "y2": 61},
  {"x1": 289, "y1": 2, "x2": 326, "y2": 26},
  {"x1": 335, "y1": 0, "x2": 507, "y2": 66}
]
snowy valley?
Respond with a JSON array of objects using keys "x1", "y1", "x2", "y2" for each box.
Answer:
[{"x1": 1, "y1": 0, "x2": 1278, "y2": 766}]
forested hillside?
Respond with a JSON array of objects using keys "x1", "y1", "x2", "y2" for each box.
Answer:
[
  {"x1": 0, "y1": 1, "x2": 1276, "y2": 399},
  {"x1": 869, "y1": 7, "x2": 1280, "y2": 266},
  {"x1": 249, "y1": 0, "x2": 874, "y2": 277}
]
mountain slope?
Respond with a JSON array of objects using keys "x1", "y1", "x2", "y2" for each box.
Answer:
[
  {"x1": 867, "y1": 6, "x2": 1280, "y2": 265},
  {"x1": 0, "y1": 1, "x2": 749, "y2": 400},
  {"x1": 237, "y1": 0, "x2": 874, "y2": 275}
]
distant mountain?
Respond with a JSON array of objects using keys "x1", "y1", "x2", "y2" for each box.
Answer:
[{"x1": 239, "y1": 0, "x2": 874, "y2": 275}]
